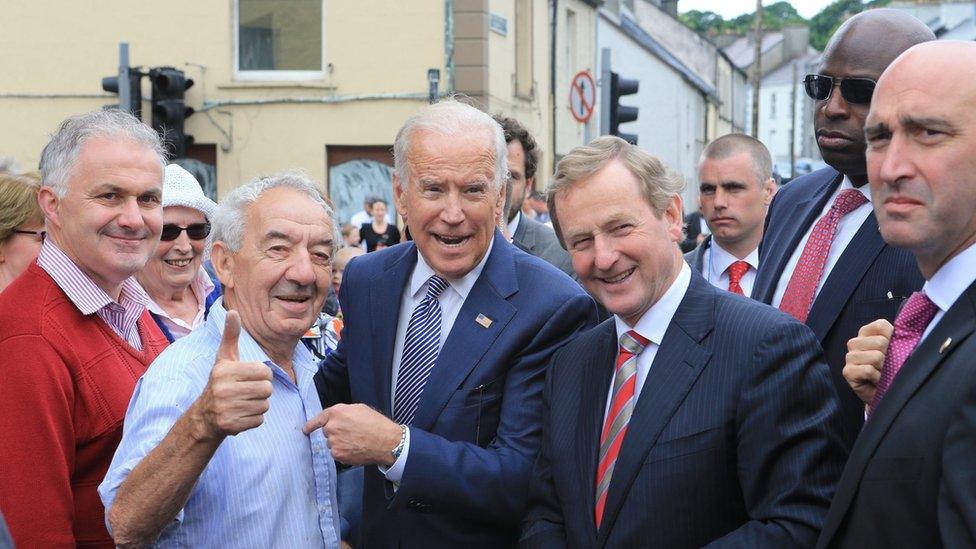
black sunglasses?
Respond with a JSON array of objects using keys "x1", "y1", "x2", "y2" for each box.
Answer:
[
  {"x1": 160, "y1": 223, "x2": 211, "y2": 242},
  {"x1": 11, "y1": 229, "x2": 45, "y2": 242},
  {"x1": 803, "y1": 74, "x2": 876, "y2": 105}
]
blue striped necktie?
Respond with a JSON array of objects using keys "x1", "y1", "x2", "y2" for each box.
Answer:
[{"x1": 394, "y1": 275, "x2": 449, "y2": 424}]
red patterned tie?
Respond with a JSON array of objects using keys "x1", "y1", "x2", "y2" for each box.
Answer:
[
  {"x1": 779, "y1": 189, "x2": 868, "y2": 322},
  {"x1": 595, "y1": 330, "x2": 649, "y2": 529},
  {"x1": 727, "y1": 260, "x2": 750, "y2": 295},
  {"x1": 868, "y1": 291, "x2": 939, "y2": 416}
]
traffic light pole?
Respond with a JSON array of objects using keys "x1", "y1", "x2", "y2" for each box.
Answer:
[
  {"x1": 118, "y1": 43, "x2": 131, "y2": 114},
  {"x1": 600, "y1": 48, "x2": 611, "y2": 136}
]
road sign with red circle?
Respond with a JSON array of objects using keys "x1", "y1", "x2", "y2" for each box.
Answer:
[{"x1": 569, "y1": 71, "x2": 596, "y2": 123}]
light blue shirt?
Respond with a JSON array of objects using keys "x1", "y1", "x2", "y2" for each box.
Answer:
[{"x1": 99, "y1": 299, "x2": 341, "y2": 548}]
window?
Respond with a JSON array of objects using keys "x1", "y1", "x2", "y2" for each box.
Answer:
[
  {"x1": 565, "y1": 8, "x2": 577, "y2": 84},
  {"x1": 770, "y1": 92, "x2": 777, "y2": 119},
  {"x1": 515, "y1": 0, "x2": 533, "y2": 98},
  {"x1": 235, "y1": 0, "x2": 324, "y2": 81}
]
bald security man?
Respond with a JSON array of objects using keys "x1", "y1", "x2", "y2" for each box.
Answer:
[
  {"x1": 817, "y1": 41, "x2": 976, "y2": 548},
  {"x1": 751, "y1": 10, "x2": 933, "y2": 448}
]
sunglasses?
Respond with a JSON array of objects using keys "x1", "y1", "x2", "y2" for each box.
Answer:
[
  {"x1": 11, "y1": 229, "x2": 45, "y2": 242},
  {"x1": 160, "y1": 223, "x2": 211, "y2": 242},
  {"x1": 803, "y1": 74, "x2": 876, "y2": 105}
]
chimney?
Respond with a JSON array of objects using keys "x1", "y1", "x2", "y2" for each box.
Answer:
[{"x1": 660, "y1": 0, "x2": 679, "y2": 17}]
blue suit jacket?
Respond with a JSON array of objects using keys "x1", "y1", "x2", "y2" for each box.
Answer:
[
  {"x1": 319, "y1": 231, "x2": 598, "y2": 548},
  {"x1": 752, "y1": 167, "x2": 923, "y2": 448},
  {"x1": 521, "y1": 271, "x2": 848, "y2": 548}
]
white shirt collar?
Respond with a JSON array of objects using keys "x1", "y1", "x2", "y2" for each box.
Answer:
[
  {"x1": 838, "y1": 175, "x2": 872, "y2": 203},
  {"x1": 410, "y1": 236, "x2": 495, "y2": 301},
  {"x1": 923, "y1": 242, "x2": 976, "y2": 314},
  {"x1": 709, "y1": 239, "x2": 758, "y2": 277},
  {"x1": 506, "y1": 211, "x2": 522, "y2": 240},
  {"x1": 614, "y1": 260, "x2": 692, "y2": 346}
]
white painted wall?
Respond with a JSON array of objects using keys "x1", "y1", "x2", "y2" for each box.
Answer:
[{"x1": 597, "y1": 12, "x2": 707, "y2": 212}]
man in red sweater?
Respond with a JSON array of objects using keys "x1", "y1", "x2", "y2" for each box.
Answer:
[{"x1": 0, "y1": 109, "x2": 169, "y2": 548}]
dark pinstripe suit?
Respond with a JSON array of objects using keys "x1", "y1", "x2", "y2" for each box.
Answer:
[
  {"x1": 818, "y1": 279, "x2": 976, "y2": 548},
  {"x1": 752, "y1": 167, "x2": 924, "y2": 448},
  {"x1": 521, "y1": 271, "x2": 848, "y2": 548}
]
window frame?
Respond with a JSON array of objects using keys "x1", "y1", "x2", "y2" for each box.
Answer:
[{"x1": 233, "y1": 0, "x2": 327, "y2": 82}]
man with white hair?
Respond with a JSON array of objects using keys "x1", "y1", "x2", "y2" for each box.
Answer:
[
  {"x1": 308, "y1": 99, "x2": 598, "y2": 547},
  {"x1": 100, "y1": 173, "x2": 344, "y2": 547},
  {"x1": 0, "y1": 109, "x2": 169, "y2": 547}
]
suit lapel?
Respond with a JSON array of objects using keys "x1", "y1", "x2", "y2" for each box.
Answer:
[
  {"x1": 411, "y1": 232, "x2": 519, "y2": 431},
  {"x1": 368, "y1": 246, "x2": 416, "y2": 415},
  {"x1": 596, "y1": 274, "x2": 714, "y2": 544},
  {"x1": 753, "y1": 170, "x2": 841, "y2": 303},
  {"x1": 822, "y1": 281, "x2": 976, "y2": 541},
  {"x1": 576, "y1": 321, "x2": 617, "y2": 545},
  {"x1": 805, "y1": 211, "x2": 886, "y2": 341},
  {"x1": 693, "y1": 235, "x2": 710, "y2": 274}
]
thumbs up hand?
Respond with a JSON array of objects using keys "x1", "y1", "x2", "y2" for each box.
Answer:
[{"x1": 197, "y1": 311, "x2": 274, "y2": 438}]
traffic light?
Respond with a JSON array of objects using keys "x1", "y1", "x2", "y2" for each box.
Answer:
[
  {"x1": 609, "y1": 72, "x2": 639, "y2": 145},
  {"x1": 102, "y1": 67, "x2": 143, "y2": 117},
  {"x1": 149, "y1": 67, "x2": 194, "y2": 158}
]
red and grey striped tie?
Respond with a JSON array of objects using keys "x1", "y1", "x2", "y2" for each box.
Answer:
[{"x1": 595, "y1": 329, "x2": 649, "y2": 529}]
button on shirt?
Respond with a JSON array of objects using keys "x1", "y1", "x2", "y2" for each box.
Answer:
[
  {"x1": 771, "y1": 177, "x2": 872, "y2": 307},
  {"x1": 99, "y1": 299, "x2": 341, "y2": 548},
  {"x1": 606, "y1": 262, "x2": 691, "y2": 420},
  {"x1": 382, "y1": 238, "x2": 494, "y2": 484},
  {"x1": 36, "y1": 240, "x2": 150, "y2": 350},
  {"x1": 702, "y1": 240, "x2": 758, "y2": 297}
]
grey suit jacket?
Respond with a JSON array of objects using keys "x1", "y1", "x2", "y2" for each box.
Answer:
[{"x1": 513, "y1": 215, "x2": 575, "y2": 279}]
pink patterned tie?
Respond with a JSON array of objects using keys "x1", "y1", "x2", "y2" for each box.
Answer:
[
  {"x1": 868, "y1": 291, "x2": 939, "y2": 415},
  {"x1": 780, "y1": 189, "x2": 868, "y2": 323}
]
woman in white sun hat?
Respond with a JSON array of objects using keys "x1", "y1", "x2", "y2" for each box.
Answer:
[{"x1": 136, "y1": 164, "x2": 220, "y2": 342}]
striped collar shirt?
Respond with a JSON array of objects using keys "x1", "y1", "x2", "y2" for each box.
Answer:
[
  {"x1": 36, "y1": 240, "x2": 150, "y2": 350},
  {"x1": 99, "y1": 299, "x2": 342, "y2": 548}
]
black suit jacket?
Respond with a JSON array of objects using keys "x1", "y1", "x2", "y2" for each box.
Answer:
[
  {"x1": 752, "y1": 167, "x2": 924, "y2": 448},
  {"x1": 521, "y1": 271, "x2": 848, "y2": 548},
  {"x1": 818, "y1": 278, "x2": 976, "y2": 548}
]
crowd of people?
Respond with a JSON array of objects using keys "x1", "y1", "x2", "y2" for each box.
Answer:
[{"x1": 1, "y1": 7, "x2": 976, "y2": 548}]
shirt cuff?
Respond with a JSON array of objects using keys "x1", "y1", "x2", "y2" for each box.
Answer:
[{"x1": 378, "y1": 426, "x2": 410, "y2": 486}]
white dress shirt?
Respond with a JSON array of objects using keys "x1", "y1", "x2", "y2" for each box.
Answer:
[
  {"x1": 701, "y1": 240, "x2": 759, "y2": 297},
  {"x1": 919, "y1": 242, "x2": 976, "y2": 343},
  {"x1": 382, "y1": 238, "x2": 495, "y2": 483},
  {"x1": 606, "y1": 262, "x2": 691, "y2": 421},
  {"x1": 506, "y1": 210, "x2": 522, "y2": 240},
  {"x1": 772, "y1": 176, "x2": 873, "y2": 308}
]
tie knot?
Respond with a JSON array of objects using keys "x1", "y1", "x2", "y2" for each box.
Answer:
[
  {"x1": 896, "y1": 291, "x2": 939, "y2": 333},
  {"x1": 619, "y1": 330, "x2": 649, "y2": 356},
  {"x1": 727, "y1": 260, "x2": 750, "y2": 284},
  {"x1": 425, "y1": 275, "x2": 449, "y2": 300},
  {"x1": 831, "y1": 188, "x2": 868, "y2": 217}
]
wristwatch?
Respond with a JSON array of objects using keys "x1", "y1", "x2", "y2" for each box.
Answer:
[{"x1": 390, "y1": 424, "x2": 407, "y2": 461}]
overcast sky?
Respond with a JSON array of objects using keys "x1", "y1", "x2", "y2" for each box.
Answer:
[{"x1": 678, "y1": 0, "x2": 835, "y2": 19}]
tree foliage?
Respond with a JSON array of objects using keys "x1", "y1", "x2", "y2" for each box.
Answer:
[{"x1": 680, "y1": 0, "x2": 892, "y2": 51}]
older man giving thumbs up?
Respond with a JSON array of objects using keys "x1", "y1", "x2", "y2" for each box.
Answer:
[{"x1": 100, "y1": 173, "x2": 345, "y2": 548}]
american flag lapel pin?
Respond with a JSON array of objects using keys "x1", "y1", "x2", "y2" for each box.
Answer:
[{"x1": 475, "y1": 313, "x2": 493, "y2": 328}]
